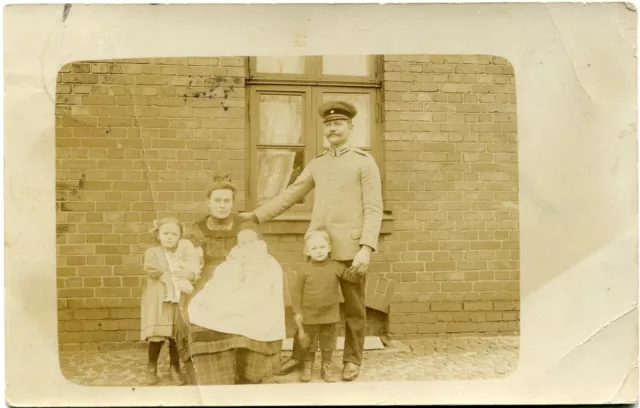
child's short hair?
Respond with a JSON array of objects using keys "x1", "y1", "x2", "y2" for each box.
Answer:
[
  {"x1": 150, "y1": 216, "x2": 184, "y2": 243},
  {"x1": 304, "y1": 227, "x2": 331, "y2": 246}
]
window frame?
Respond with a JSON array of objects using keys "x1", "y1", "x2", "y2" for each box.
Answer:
[
  {"x1": 248, "y1": 56, "x2": 381, "y2": 86},
  {"x1": 248, "y1": 56, "x2": 318, "y2": 82},
  {"x1": 316, "y1": 55, "x2": 380, "y2": 85},
  {"x1": 246, "y1": 55, "x2": 384, "y2": 212},
  {"x1": 248, "y1": 85, "x2": 315, "y2": 212}
]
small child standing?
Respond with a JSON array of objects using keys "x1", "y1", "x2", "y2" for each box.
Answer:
[
  {"x1": 141, "y1": 217, "x2": 201, "y2": 385},
  {"x1": 292, "y1": 228, "x2": 345, "y2": 383}
]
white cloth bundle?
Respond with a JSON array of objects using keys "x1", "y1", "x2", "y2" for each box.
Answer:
[{"x1": 187, "y1": 240, "x2": 286, "y2": 342}]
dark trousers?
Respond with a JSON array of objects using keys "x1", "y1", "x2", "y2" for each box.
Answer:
[
  {"x1": 148, "y1": 338, "x2": 180, "y2": 369},
  {"x1": 292, "y1": 265, "x2": 366, "y2": 366},
  {"x1": 303, "y1": 323, "x2": 338, "y2": 362}
]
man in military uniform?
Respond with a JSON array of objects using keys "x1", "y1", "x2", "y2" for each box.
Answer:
[{"x1": 239, "y1": 100, "x2": 383, "y2": 381}]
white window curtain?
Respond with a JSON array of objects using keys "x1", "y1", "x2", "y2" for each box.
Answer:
[{"x1": 257, "y1": 94, "x2": 303, "y2": 204}]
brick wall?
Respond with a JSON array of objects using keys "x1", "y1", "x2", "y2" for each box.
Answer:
[
  {"x1": 56, "y1": 57, "x2": 248, "y2": 349},
  {"x1": 381, "y1": 55, "x2": 520, "y2": 338},
  {"x1": 55, "y1": 55, "x2": 520, "y2": 350}
]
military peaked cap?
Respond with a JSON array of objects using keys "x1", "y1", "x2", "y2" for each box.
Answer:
[{"x1": 318, "y1": 100, "x2": 358, "y2": 122}]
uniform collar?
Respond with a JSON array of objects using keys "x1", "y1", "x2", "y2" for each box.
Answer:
[{"x1": 328, "y1": 143, "x2": 351, "y2": 157}]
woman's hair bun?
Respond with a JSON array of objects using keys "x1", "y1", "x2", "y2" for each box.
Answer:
[{"x1": 213, "y1": 174, "x2": 232, "y2": 183}]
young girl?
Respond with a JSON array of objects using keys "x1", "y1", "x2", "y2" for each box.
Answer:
[
  {"x1": 292, "y1": 228, "x2": 346, "y2": 383},
  {"x1": 141, "y1": 217, "x2": 201, "y2": 385},
  {"x1": 162, "y1": 238, "x2": 201, "y2": 302}
]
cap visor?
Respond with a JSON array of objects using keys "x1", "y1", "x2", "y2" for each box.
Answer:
[{"x1": 323, "y1": 114, "x2": 350, "y2": 122}]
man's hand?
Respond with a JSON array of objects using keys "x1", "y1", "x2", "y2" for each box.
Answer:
[
  {"x1": 293, "y1": 313, "x2": 303, "y2": 327},
  {"x1": 238, "y1": 211, "x2": 258, "y2": 223},
  {"x1": 349, "y1": 245, "x2": 372, "y2": 275}
]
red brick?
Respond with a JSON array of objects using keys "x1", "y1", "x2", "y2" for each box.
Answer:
[
  {"x1": 73, "y1": 309, "x2": 109, "y2": 320},
  {"x1": 388, "y1": 323, "x2": 418, "y2": 333},
  {"x1": 90, "y1": 331, "x2": 127, "y2": 342},
  {"x1": 463, "y1": 301, "x2": 493, "y2": 311},
  {"x1": 486, "y1": 311, "x2": 503, "y2": 322},
  {"x1": 59, "y1": 332, "x2": 93, "y2": 344},
  {"x1": 392, "y1": 262, "x2": 424, "y2": 272},
  {"x1": 118, "y1": 320, "x2": 140, "y2": 331},
  {"x1": 84, "y1": 278, "x2": 102, "y2": 288},
  {"x1": 114, "y1": 266, "x2": 142, "y2": 276},
  {"x1": 503, "y1": 312, "x2": 519, "y2": 321},
  {"x1": 59, "y1": 288, "x2": 94, "y2": 298},
  {"x1": 99, "y1": 320, "x2": 120, "y2": 331},
  {"x1": 447, "y1": 322, "x2": 477, "y2": 333},
  {"x1": 489, "y1": 261, "x2": 518, "y2": 270},
  {"x1": 494, "y1": 301, "x2": 519, "y2": 311},
  {"x1": 441, "y1": 282, "x2": 473, "y2": 292},
  {"x1": 103, "y1": 299, "x2": 122, "y2": 308},
  {"x1": 95, "y1": 287, "x2": 131, "y2": 298},
  {"x1": 76, "y1": 266, "x2": 111, "y2": 277},
  {"x1": 121, "y1": 298, "x2": 141, "y2": 308},
  {"x1": 103, "y1": 277, "x2": 121, "y2": 287},
  {"x1": 106, "y1": 309, "x2": 140, "y2": 320},
  {"x1": 430, "y1": 302, "x2": 462, "y2": 312},
  {"x1": 66, "y1": 256, "x2": 86, "y2": 266},
  {"x1": 418, "y1": 323, "x2": 446, "y2": 334},
  {"x1": 120, "y1": 276, "x2": 139, "y2": 286},
  {"x1": 425, "y1": 262, "x2": 456, "y2": 271}
]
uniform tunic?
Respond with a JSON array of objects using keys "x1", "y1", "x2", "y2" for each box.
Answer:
[
  {"x1": 253, "y1": 144, "x2": 383, "y2": 261},
  {"x1": 292, "y1": 259, "x2": 344, "y2": 325}
]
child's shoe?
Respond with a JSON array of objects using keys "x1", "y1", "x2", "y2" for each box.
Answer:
[
  {"x1": 300, "y1": 361, "x2": 313, "y2": 382},
  {"x1": 321, "y1": 360, "x2": 337, "y2": 383},
  {"x1": 146, "y1": 362, "x2": 158, "y2": 385}
]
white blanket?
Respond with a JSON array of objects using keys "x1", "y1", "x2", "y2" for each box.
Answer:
[{"x1": 187, "y1": 241, "x2": 286, "y2": 342}]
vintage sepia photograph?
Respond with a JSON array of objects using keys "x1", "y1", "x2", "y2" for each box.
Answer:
[
  {"x1": 55, "y1": 54, "x2": 520, "y2": 386},
  {"x1": 5, "y1": 3, "x2": 638, "y2": 406}
]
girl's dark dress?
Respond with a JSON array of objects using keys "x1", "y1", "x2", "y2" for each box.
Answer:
[{"x1": 173, "y1": 213, "x2": 282, "y2": 385}]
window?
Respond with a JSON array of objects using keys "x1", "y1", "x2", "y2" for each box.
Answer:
[{"x1": 247, "y1": 56, "x2": 382, "y2": 210}]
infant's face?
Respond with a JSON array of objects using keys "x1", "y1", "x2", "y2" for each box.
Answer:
[{"x1": 237, "y1": 230, "x2": 258, "y2": 248}]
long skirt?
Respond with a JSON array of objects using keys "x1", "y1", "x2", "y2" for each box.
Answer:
[
  {"x1": 175, "y1": 307, "x2": 282, "y2": 385},
  {"x1": 184, "y1": 349, "x2": 281, "y2": 385}
]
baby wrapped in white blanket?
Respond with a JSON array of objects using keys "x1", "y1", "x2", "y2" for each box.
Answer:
[{"x1": 187, "y1": 229, "x2": 286, "y2": 342}]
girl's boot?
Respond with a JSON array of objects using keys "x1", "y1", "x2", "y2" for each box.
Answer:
[
  {"x1": 147, "y1": 341, "x2": 163, "y2": 385},
  {"x1": 146, "y1": 362, "x2": 158, "y2": 385},
  {"x1": 169, "y1": 365, "x2": 184, "y2": 385},
  {"x1": 300, "y1": 360, "x2": 313, "y2": 382}
]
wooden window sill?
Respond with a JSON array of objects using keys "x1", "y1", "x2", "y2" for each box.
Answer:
[{"x1": 239, "y1": 210, "x2": 395, "y2": 235}]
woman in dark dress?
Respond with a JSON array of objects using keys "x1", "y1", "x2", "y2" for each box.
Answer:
[{"x1": 174, "y1": 176, "x2": 282, "y2": 385}]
